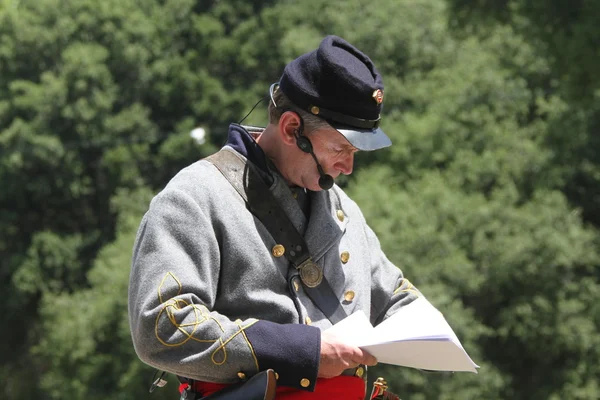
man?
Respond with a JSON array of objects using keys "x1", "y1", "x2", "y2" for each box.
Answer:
[{"x1": 129, "y1": 35, "x2": 424, "y2": 399}]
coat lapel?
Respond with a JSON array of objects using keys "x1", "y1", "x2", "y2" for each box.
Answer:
[
  {"x1": 266, "y1": 166, "x2": 347, "y2": 262},
  {"x1": 304, "y1": 189, "x2": 347, "y2": 260}
]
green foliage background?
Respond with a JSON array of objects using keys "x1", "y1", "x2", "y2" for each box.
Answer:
[{"x1": 1, "y1": 0, "x2": 598, "y2": 399}]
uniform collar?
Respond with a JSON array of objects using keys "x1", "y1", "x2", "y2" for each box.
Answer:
[
  {"x1": 226, "y1": 125, "x2": 345, "y2": 257},
  {"x1": 226, "y1": 123, "x2": 271, "y2": 175}
]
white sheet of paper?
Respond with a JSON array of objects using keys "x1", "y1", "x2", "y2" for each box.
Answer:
[
  {"x1": 370, "y1": 297, "x2": 463, "y2": 345},
  {"x1": 326, "y1": 298, "x2": 479, "y2": 373},
  {"x1": 325, "y1": 309, "x2": 374, "y2": 347},
  {"x1": 361, "y1": 340, "x2": 478, "y2": 372}
]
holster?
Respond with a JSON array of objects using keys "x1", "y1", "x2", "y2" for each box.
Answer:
[{"x1": 180, "y1": 369, "x2": 277, "y2": 400}]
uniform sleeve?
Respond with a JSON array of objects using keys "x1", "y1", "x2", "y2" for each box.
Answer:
[
  {"x1": 363, "y1": 221, "x2": 426, "y2": 326},
  {"x1": 128, "y1": 188, "x2": 320, "y2": 390}
]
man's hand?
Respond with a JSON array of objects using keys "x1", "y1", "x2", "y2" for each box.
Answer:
[{"x1": 318, "y1": 331, "x2": 377, "y2": 378}]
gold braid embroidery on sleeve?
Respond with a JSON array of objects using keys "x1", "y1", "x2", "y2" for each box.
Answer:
[
  {"x1": 154, "y1": 272, "x2": 260, "y2": 367},
  {"x1": 155, "y1": 272, "x2": 224, "y2": 347},
  {"x1": 393, "y1": 278, "x2": 420, "y2": 297},
  {"x1": 210, "y1": 320, "x2": 259, "y2": 366},
  {"x1": 237, "y1": 319, "x2": 260, "y2": 372}
]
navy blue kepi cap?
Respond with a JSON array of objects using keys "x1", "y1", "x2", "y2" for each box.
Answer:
[{"x1": 278, "y1": 35, "x2": 391, "y2": 151}]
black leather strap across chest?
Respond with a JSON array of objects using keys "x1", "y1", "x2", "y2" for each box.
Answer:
[{"x1": 206, "y1": 149, "x2": 348, "y2": 324}]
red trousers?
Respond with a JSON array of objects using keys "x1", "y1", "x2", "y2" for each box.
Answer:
[{"x1": 180, "y1": 375, "x2": 366, "y2": 399}]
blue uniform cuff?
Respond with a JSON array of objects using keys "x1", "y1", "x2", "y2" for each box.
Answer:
[{"x1": 245, "y1": 320, "x2": 320, "y2": 391}]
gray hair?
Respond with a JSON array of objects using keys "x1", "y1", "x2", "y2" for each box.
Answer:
[{"x1": 268, "y1": 88, "x2": 331, "y2": 135}]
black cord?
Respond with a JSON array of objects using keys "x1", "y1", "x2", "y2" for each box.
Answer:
[{"x1": 238, "y1": 95, "x2": 269, "y2": 124}]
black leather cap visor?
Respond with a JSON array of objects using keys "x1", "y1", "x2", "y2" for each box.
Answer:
[{"x1": 333, "y1": 125, "x2": 391, "y2": 151}]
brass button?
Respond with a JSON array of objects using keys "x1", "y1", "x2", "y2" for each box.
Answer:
[
  {"x1": 305, "y1": 316, "x2": 312, "y2": 325},
  {"x1": 340, "y1": 251, "x2": 350, "y2": 264},
  {"x1": 311, "y1": 106, "x2": 320, "y2": 115},
  {"x1": 344, "y1": 290, "x2": 355, "y2": 302},
  {"x1": 275, "y1": 372, "x2": 279, "y2": 380},
  {"x1": 237, "y1": 372, "x2": 246, "y2": 380},
  {"x1": 272, "y1": 244, "x2": 285, "y2": 258},
  {"x1": 355, "y1": 366, "x2": 365, "y2": 378},
  {"x1": 292, "y1": 191, "x2": 298, "y2": 199},
  {"x1": 293, "y1": 278, "x2": 300, "y2": 292},
  {"x1": 336, "y1": 210, "x2": 345, "y2": 221},
  {"x1": 300, "y1": 378, "x2": 310, "y2": 388}
]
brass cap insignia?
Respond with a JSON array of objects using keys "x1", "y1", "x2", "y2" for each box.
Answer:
[{"x1": 372, "y1": 89, "x2": 384, "y2": 105}]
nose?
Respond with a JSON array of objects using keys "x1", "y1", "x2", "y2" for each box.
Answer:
[{"x1": 335, "y1": 153, "x2": 354, "y2": 175}]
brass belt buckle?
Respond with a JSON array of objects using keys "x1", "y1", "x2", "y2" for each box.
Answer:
[{"x1": 298, "y1": 258, "x2": 323, "y2": 288}]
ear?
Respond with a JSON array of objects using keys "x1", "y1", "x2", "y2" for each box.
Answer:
[{"x1": 278, "y1": 111, "x2": 302, "y2": 146}]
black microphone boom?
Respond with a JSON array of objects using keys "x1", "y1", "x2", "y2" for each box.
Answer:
[
  {"x1": 308, "y1": 149, "x2": 334, "y2": 190},
  {"x1": 295, "y1": 124, "x2": 334, "y2": 190}
]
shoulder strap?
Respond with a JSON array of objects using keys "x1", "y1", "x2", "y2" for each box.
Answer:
[{"x1": 206, "y1": 149, "x2": 348, "y2": 324}]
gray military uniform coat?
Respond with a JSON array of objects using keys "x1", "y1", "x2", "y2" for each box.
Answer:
[{"x1": 128, "y1": 125, "x2": 424, "y2": 392}]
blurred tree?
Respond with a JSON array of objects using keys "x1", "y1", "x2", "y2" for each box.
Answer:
[
  {"x1": 0, "y1": 0, "x2": 216, "y2": 398},
  {"x1": 446, "y1": 0, "x2": 600, "y2": 228},
  {"x1": 33, "y1": 187, "x2": 177, "y2": 400},
  {"x1": 2, "y1": 0, "x2": 599, "y2": 399},
  {"x1": 351, "y1": 167, "x2": 600, "y2": 399}
]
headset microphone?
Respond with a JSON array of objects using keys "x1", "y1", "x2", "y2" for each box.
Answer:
[
  {"x1": 318, "y1": 169, "x2": 335, "y2": 191},
  {"x1": 295, "y1": 133, "x2": 334, "y2": 190}
]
